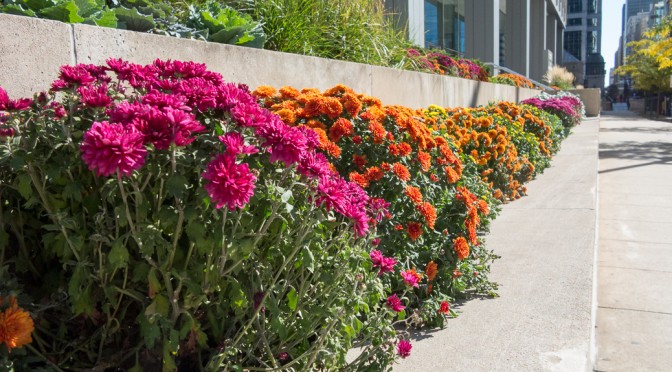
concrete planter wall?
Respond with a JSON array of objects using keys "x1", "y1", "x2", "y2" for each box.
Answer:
[
  {"x1": 0, "y1": 13, "x2": 541, "y2": 108},
  {"x1": 567, "y1": 88, "x2": 601, "y2": 117}
]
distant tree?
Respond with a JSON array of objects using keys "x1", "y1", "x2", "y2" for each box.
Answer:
[{"x1": 617, "y1": 16, "x2": 672, "y2": 94}]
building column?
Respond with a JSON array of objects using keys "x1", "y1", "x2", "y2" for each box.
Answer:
[
  {"x1": 529, "y1": 0, "x2": 547, "y2": 82},
  {"x1": 408, "y1": 0, "x2": 425, "y2": 46},
  {"x1": 465, "y1": 0, "x2": 500, "y2": 65},
  {"x1": 546, "y1": 14, "x2": 557, "y2": 66},
  {"x1": 505, "y1": 0, "x2": 530, "y2": 76},
  {"x1": 556, "y1": 24, "x2": 564, "y2": 65}
]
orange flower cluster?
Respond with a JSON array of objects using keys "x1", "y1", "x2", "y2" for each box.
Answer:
[
  {"x1": 0, "y1": 296, "x2": 34, "y2": 352},
  {"x1": 495, "y1": 73, "x2": 537, "y2": 89},
  {"x1": 425, "y1": 261, "x2": 438, "y2": 281},
  {"x1": 453, "y1": 236, "x2": 470, "y2": 260}
]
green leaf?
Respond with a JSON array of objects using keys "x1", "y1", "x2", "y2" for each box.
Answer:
[
  {"x1": 109, "y1": 239, "x2": 130, "y2": 268},
  {"x1": 208, "y1": 26, "x2": 246, "y2": 44},
  {"x1": 397, "y1": 309, "x2": 406, "y2": 321},
  {"x1": 85, "y1": 8, "x2": 117, "y2": 28},
  {"x1": 39, "y1": 0, "x2": 85, "y2": 23},
  {"x1": 145, "y1": 294, "x2": 169, "y2": 318},
  {"x1": 22, "y1": 0, "x2": 55, "y2": 12},
  {"x1": 165, "y1": 174, "x2": 188, "y2": 199},
  {"x1": 115, "y1": 6, "x2": 155, "y2": 32},
  {"x1": 138, "y1": 314, "x2": 161, "y2": 348},
  {"x1": 280, "y1": 189, "x2": 292, "y2": 203},
  {"x1": 16, "y1": 173, "x2": 32, "y2": 200},
  {"x1": 301, "y1": 247, "x2": 314, "y2": 273},
  {"x1": 73, "y1": 0, "x2": 103, "y2": 18},
  {"x1": 286, "y1": 287, "x2": 297, "y2": 311},
  {"x1": 1, "y1": 4, "x2": 37, "y2": 16}
]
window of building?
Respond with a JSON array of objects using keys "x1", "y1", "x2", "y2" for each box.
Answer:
[
  {"x1": 586, "y1": 30, "x2": 598, "y2": 55},
  {"x1": 588, "y1": 18, "x2": 598, "y2": 27},
  {"x1": 424, "y1": 0, "x2": 465, "y2": 53},
  {"x1": 587, "y1": 0, "x2": 597, "y2": 14},
  {"x1": 564, "y1": 30, "x2": 582, "y2": 60},
  {"x1": 568, "y1": 18, "x2": 583, "y2": 26},
  {"x1": 568, "y1": 0, "x2": 582, "y2": 13}
]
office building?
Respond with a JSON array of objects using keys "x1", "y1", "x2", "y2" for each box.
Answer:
[
  {"x1": 563, "y1": 0, "x2": 605, "y2": 89},
  {"x1": 384, "y1": 0, "x2": 568, "y2": 83}
]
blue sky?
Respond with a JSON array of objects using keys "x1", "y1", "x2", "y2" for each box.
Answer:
[{"x1": 601, "y1": 0, "x2": 626, "y2": 86}]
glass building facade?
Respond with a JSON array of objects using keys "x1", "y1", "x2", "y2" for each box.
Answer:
[{"x1": 423, "y1": 0, "x2": 466, "y2": 54}]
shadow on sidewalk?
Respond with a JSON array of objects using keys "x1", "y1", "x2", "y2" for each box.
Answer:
[{"x1": 599, "y1": 140, "x2": 672, "y2": 173}]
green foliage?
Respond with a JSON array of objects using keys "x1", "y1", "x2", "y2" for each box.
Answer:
[
  {"x1": 0, "y1": 0, "x2": 266, "y2": 48},
  {"x1": 235, "y1": 0, "x2": 416, "y2": 68}
]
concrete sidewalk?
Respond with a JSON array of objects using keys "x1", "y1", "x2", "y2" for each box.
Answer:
[
  {"x1": 595, "y1": 112, "x2": 672, "y2": 371},
  {"x1": 395, "y1": 119, "x2": 600, "y2": 371}
]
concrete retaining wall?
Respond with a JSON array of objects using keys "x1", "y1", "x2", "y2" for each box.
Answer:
[
  {"x1": 0, "y1": 13, "x2": 541, "y2": 108},
  {"x1": 568, "y1": 88, "x2": 601, "y2": 117}
]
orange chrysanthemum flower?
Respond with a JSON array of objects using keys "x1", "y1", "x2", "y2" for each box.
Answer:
[
  {"x1": 276, "y1": 108, "x2": 296, "y2": 125},
  {"x1": 417, "y1": 202, "x2": 437, "y2": 229},
  {"x1": 453, "y1": 236, "x2": 470, "y2": 260},
  {"x1": 368, "y1": 120, "x2": 387, "y2": 144},
  {"x1": 324, "y1": 142, "x2": 342, "y2": 158},
  {"x1": 306, "y1": 119, "x2": 327, "y2": 131},
  {"x1": 430, "y1": 174, "x2": 438, "y2": 182},
  {"x1": 329, "y1": 118, "x2": 353, "y2": 142},
  {"x1": 406, "y1": 222, "x2": 423, "y2": 240},
  {"x1": 466, "y1": 209, "x2": 480, "y2": 244},
  {"x1": 398, "y1": 142, "x2": 412, "y2": 157},
  {"x1": 252, "y1": 85, "x2": 276, "y2": 98},
  {"x1": 445, "y1": 166, "x2": 460, "y2": 184},
  {"x1": 417, "y1": 151, "x2": 431, "y2": 172},
  {"x1": 279, "y1": 86, "x2": 301, "y2": 99},
  {"x1": 392, "y1": 163, "x2": 411, "y2": 182},
  {"x1": 0, "y1": 296, "x2": 34, "y2": 352},
  {"x1": 323, "y1": 97, "x2": 344, "y2": 119},
  {"x1": 304, "y1": 96, "x2": 326, "y2": 117},
  {"x1": 404, "y1": 186, "x2": 423, "y2": 204},
  {"x1": 425, "y1": 261, "x2": 438, "y2": 281},
  {"x1": 349, "y1": 172, "x2": 369, "y2": 188},
  {"x1": 381, "y1": 162, "x2": 392, "y2": 172},
  {"x1": 353, "y1": 154, "x2": 367, "y2": 169},
  {"x1": 478, "y1": 200, "x2": 489, "y2": 215},
  {"x1": 364, "y1": 166, "x2": 384, "y2": 181},
  {"x1": 341, "y1": 92, "x2": 362, "y2": 117}
]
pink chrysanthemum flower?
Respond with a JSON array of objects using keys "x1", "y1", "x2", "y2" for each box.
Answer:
[
  {"x1": 256, "y1": 117, "x2": 307, "y2": 165},
  {"x1": 80, "y1": 121, "x2": 146, "y2": 177},
  {"x1": 57, "y1": 65, "x2": 96, "y2": 87},
  {"x1": 298, "y1": 151, "x2": 332, "y2": 178},
  {"x1": 202, "y1": 153, "x2": 257, "y2": 210},
  {"x1": 386, "y1": 294, "x2": 405, "y2": 313},
  {"x1": 219, "y1": 132, "x2": 258, "y2": 155},
  {"x1": 370, "y1": 250, "x2": 396, "y2": 276},
  {"x1": 78, "y1": 84, "x2": 112, "y2": 108},
  {"x1": 0, "y1": 87, "x2": 32, "y2": 111},
  {"x1": 131, "y1": 107, "x2": 204, "y2": 149},
  {"x1": 397, "y1": 340, "x2": 412, "y2": 358},
  {"x1": 400, "y1": 270, "x2": 421, "y2": 288}
]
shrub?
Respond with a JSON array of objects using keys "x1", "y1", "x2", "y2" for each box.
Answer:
[
  {"x1": 0, "y1": 0, "x2": 266, "y2": 47},
  {"x1": 256, "y1": 84, "x2": 501, "y2": 328},
  {"x1": 235, "y1": 0, "x2": 415, "y2": 68},
  {"x1": 0, "y1": 60, "x2": 404, "y2": 370},
  {"x1": 543, "y1": 65, "x2": 575, "y2": 90},
  {"x1": 489, "y1": 73, "x2": 538, "y2": 89},
  {"x1": 521, "y1": 91, "x2": 585, "y2": 131},
  {"x1": 407, "y1": 49, "x2": 491, "y2": 81}
]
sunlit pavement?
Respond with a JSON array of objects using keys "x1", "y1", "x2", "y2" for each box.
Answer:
[
  {"x1": 394, "y1": 115, "x2": 599, "y2": 371},
  {"x1": 595, "y1": 111, "x2": 672, "y2": 371}
]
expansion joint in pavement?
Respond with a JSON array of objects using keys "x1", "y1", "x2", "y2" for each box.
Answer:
[
  {"x1": 599, "y1": 265, "x2": 672, "y2": 274},
  {"x1": 598, "y1": 305, "x2": 672, "y2": 316}
]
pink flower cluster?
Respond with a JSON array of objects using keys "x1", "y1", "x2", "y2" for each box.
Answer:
[
  {"x1": 370, "y1": 249, "x2": 396, "y2": 276},
  {"x1": 48, "y1": 58, "x2": 373, "y2": 235},
  {"x1": 0, "y1": 87, "x2": 32, "y2": 111},
  {"x1": 397, "y1": 339, "x2": 412, "y2": 358}
]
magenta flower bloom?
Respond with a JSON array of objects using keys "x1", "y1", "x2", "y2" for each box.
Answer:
[
  {"x1": 386, "y1": 294, "x2": 405, "y2": 313},
  {"x1": 78, "y1": 84, "x2": 112, "y2": 108},
  {"x1": 131, "y1": 107, "x2": 204, "y2": 149},
  {"x1": 202, "y1": 153, "x2": 257, "y2": 210},
  {"x1": 397, "y1": 340, "x2": 412, "y2": 358},
  {"x1": 0, "y1": 87, "x2": 32, "y2": 111},
  {"x1": 0, "y1": 127, "x2": 15, "y2": 137},
  {"x1": 401, "y1": 270, "x2": 420, "y2": 288},
  {"x1": 256, "y1": 117, "x2": 307, "y2": 165},
  {"x1": 57, "y1": 65, "x2": 96, "y2": 87},
  {"x1": 142, "y1": 90, "x2": 191, "y2": 111},
  {"x1": 370, "y1": 249, "x2": 396, "y2": 276},
  {"x1": 230, "y1": 102, "x2": 271, "y2": 128},
  {"x1": 80, "y1": 121, "x2": 147, "y2": 177},
  {"x1": 298, "y1": 151, "x2": 332, "y2": 178},
  {"x1": 219, "y1": 132, "x2": 258, "y2": 155}
]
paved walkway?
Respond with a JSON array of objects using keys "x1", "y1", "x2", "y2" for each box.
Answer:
[
  {"x1": 595, "y1": 112, "x2": 672, "y2": 371},
  {"x1": 395, "y1": 117, "x2": 600, "y2": 371}
]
